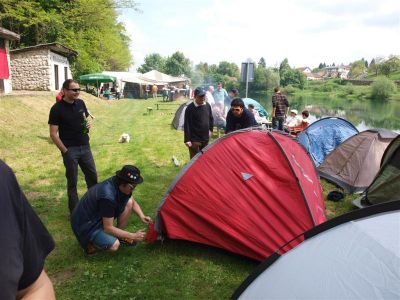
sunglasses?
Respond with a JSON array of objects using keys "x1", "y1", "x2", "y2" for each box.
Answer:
[
  {"x1": 127, "y1": 183, "x2": 136, "y2": 189},
  {"x1": 67, "y1": 88, "x2": 81, "y2": 92}
]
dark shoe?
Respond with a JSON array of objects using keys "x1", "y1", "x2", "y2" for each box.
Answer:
[
  {"x1": 84, "y1": 243, "x2": 97, "y2": 255},
  {"x1": 119, "y1": 238, "x2": 137, "y2": 247}
]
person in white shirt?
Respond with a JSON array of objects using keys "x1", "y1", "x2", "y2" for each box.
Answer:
[
  {"x1": 206, "y1": 85, "x2": 215, "y2": 105},
  {"x1": 285, "y1": 109, "x2": 302, "y2": 128}
]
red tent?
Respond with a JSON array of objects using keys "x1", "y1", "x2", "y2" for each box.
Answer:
[{"x1": 153, "y1": 129, "x2": 326, "y2": 261}]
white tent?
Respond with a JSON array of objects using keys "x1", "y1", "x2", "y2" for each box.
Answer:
[
  {"x1": 140, "y1": 70, "x2": 188, "y2": 84},
  {"x1": 233, "y1": 201, "x2": 400, "y2": 300}
]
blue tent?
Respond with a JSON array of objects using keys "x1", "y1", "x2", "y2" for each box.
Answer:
[
  {"x1": 297, "y1": 117, "x2": 359, "y2": 167},
  {"x1": 242, "y1": 98, "x2": 268, "y2": 117}
]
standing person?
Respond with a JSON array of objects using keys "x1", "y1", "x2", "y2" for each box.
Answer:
[
  {"x1": 206, "y1": 85, "x2": 215, "y2": 105},
  {"x1": 184, "y1": 87, "x2": 214, "y2": 159},
  {"x1": 162, "y1": 84, "x2": 169, "y2": 101},
  {"x1": 0, "y1": 160, "x2": 55, "y2": 299},
  {"x1": 144, "y1": 85, "x2": 149, "y2": 100},
  {"x1": 151, "y1": 84, "x2": 158, "y2": 100},
  {"x1": 115, "y1": 85, "x2": 121, "y2": 100},
  {"x1": 71, "y1": 165, "x2": 152, "y2": 255},
  {"x1": 213, "y1": 82, "x2": 228, "y2": 112},
  {"x1": 225, "y1": 98, "x2": 257, "y2": 134},
  {"x1": 48, "y1": 79, "x2": 98, "y2": 214},
  {"x1": 271, "y1": 86, "x2": 289, "y2": 131}
]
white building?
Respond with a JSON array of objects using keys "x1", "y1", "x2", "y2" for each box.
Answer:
[
  {"x1": 0, "y1": 27, "x2": 20, "y2": 94},
  {"x1": 10, "y1": 43, "x2": 77, "y2": 91}
]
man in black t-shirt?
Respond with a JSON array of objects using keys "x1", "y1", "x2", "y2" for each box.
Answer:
[
  {"x1": 184, "y1": 87, "x2": 214, "y2": 159},
  {"x1": 49, "y1": 79, "x2": 98, "y2": 214},
  {"x1": 0, "y1": 160, "x2": 55, "y2": 299},
  {"x1": 225, "y1": 98, "x2": 258, "y2": 134}
]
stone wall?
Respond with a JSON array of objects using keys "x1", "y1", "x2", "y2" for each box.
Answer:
[{"x1": 11, "y1": 49, "x2": 51, "y2": 91}]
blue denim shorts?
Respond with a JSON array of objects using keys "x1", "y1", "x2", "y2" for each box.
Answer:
[{"x1": 89, "y1": 229, "x2": 117, "y2": 250}]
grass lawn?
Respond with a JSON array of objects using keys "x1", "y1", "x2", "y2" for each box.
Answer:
[{"x1": 0, "y1": 92, "x2": 357, "y2": 299}]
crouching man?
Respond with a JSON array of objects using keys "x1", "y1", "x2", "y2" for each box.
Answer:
[{"x1": 71, "y1": 165, "x2": 152, "y2": 255}]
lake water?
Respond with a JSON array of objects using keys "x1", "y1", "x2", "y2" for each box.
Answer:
[{"x1": 251, "y1": 92, "x2": 400, "y2": 133}]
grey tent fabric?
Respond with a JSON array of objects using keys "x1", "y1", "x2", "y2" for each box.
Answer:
[
  {"x1": 172, "y1": 101, "x2": 191, "y2": 130},
  {"x1": 318, "y1": 129, "x2": 398, "y2": 193},
  {"x1": 233, "y1": 201, "x2": 400, "y2": 300},
  {"x1": 354, "y1": 135, "x2": 400, "y2": 207}
]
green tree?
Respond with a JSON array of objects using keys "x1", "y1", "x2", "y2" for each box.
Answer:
[
  {"x1": 369, "y1": 58, "x2": 379, "y2": 76},
  {"x1": 0, "y1": 0, "x2": 137, "y2": 76},
  {"x1": 217, "y1": 61, "x2": 239, "y2": 78},
  {"x1": 164, "y1": 51, "x2": 191, "y2": 77},
  {"x1": 378, "y1": 56, "x2": 400, "y2": 76},
  {"x1": 253, "y1": 67, "x2": 280, "y2": 91},
  {"x1": 371, "y1": 76, "x2": 396, "y2": 100},
  {"x1": 137, "y1": 53, "x2": 165, "y2": 73},
  {"x1": 258, "y1": 57, "x2": 266, "y2": 68},
  {"x1": 349, "y1": 60, "x2": 366, "y2": 78}
]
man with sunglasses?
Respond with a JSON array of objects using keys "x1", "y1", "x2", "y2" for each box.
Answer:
[
  {"x1": 71, "y1": 165, "x2": 152, "y2": 255},
  {"x1": 225, "y1": 98, "x2": 257, "y2": 134},
  {"x1": 49, "y1": 79, "x2": 98, "y2": 215}
]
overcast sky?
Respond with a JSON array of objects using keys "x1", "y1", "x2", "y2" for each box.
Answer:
[{"x1": 118, "y1": 0, "x2": 400, "y2": 71}]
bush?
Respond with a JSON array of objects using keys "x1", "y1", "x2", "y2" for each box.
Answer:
[
  {"x1": 345, "y1": 83, "x2": 355, "y2": 95},
  {"x1": 282, "y1": 84, "x2": 297, "y2": 94},
  {"x1": 371, "y1": 76, "x2": 396, "y2": 100}
]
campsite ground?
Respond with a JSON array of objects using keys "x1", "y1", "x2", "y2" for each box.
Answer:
[{"x1": 0, "y1": 92, "x2": 356, "y2": 299}]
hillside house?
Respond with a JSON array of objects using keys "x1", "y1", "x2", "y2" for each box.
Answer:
[
  {"x1": 0, "y1": 27, "x2": 20, "y2": 94},
  {"x1": 10, "y1": 43, "x2": 77, "y2": 91}
]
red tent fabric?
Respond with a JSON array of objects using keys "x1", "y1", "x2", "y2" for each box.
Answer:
[
  {"x1": 0, "y1": 47, "x2": 10, "y2": 79},
  {"x1": 155, "y1": 129, "x2": 326, "y2": 261}
]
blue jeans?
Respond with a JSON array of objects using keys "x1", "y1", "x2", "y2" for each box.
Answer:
[
  {"x1": 272, "y1": 116, "x2": 285, "y2": 131},
  {"x1": 90, "y1": 229, "x2": 117, "y2": 250},
  {"x1": 62, "y1": 145, "x2": 97, "y2": 213}
]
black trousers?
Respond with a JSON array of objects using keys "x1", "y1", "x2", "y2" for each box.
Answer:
[
  {"x1": 272, "y1": 116, "x2": 285, "y2": 131},
  {"x1": 62, "y1": 145, "x2": 97, "y2": 213}
]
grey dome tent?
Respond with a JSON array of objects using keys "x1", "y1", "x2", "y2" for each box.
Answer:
[
  {"x1": 233, "y1": 200, "x2": 400, "y2": 300},
  {"x1": 353, "y1": 135, "x2": 400, "y2": 207},
  {"x1": 297, "y1": 117, "x2": 359, "y2": 167},
  {"x1": 172, "y1": 101, "x2": 191, "y2": 130},
  {"x1": 318, "y1": 129, "x2": 398, "y2": 193}
]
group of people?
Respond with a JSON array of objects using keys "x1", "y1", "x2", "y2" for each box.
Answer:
[
  {"x1": 48, "y1": 79, "x2": 153, "y2": 256},
  {"x1": 183, "y1": 84, "x2": 311, "y2": 159},
  {"x1": 271, "y1": 86, "x2": 310, "y2": 132},
  {"x1": 184, "y1": 84, "x2": 259, "y2": 158},
  {"x1": 2, "y1": 79, "x2": 309, "y2": 297}
]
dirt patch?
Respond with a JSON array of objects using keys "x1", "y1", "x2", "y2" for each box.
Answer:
[
  {"x1": 25, "y1": 191, "x2": 47, "y2": 200},
  {"x1": 50, "y1": 268, "x2": 75, "y2": 285}
]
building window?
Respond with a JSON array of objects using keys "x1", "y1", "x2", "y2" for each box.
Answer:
[
  {"x1": 54, "y1": 64, "x2": 59, "y2": 90},
  {"x1": 64, "y1": 66, "x2": 68, "y2": 81}
]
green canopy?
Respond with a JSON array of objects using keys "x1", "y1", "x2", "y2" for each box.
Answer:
[{"x1": 79, "y1": 73, "x2": 117, "y2": 85}]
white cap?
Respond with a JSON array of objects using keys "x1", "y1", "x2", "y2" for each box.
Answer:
[{"x1": 290, "y1": 109, "x2": 298, "y2": 114}]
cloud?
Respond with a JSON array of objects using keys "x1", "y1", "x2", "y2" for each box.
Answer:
[{"x1": 120, "y1": 0, "x2": 400, "y2": 71}]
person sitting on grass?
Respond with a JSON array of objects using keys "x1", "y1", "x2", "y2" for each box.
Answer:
[{"x1": 71, "y1": 165, "x2": 152, "y2": 255}]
